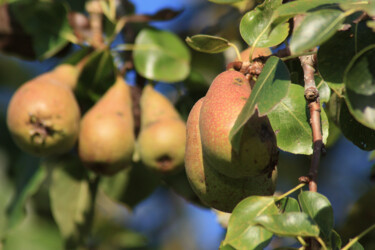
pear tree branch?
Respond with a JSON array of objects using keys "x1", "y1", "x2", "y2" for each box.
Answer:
[{"x1": 293, "y1": 15, "x2": 324, "y2": 193}]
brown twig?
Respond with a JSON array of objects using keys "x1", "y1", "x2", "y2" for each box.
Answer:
[{"x1": 294, "y1": 13, "x2": 324, "y2": 250}]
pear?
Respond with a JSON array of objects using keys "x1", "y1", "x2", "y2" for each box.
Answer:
[
  {"x1": 185, "y1": 98, "x2": 277, "y2": 212},
  {"x1": 48, "y1": 64, "x2": 80, "y2": 90},
  {"x1": 199, "y1": 70, "x2": 278, "y2": 178},
  {"x1": 137, "y1": 85, "x2": 186, "y2": 174},
  {"x1": 79, "y1": 76, "x2": 135, "y2": 175},
  {"x1": 6, "y1": 73, "x2": 81, "y2": 156}
]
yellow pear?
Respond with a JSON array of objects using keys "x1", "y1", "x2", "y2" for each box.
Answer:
[
  {"x1": 137, "y1": 85, "x2": 186, "y2": 174},
  {"x1": 79, "y1": 76, "x2": 135, "y2": 175},
  {"x1": 7, "y1": 73, "x2": 80, "y2": 156}
]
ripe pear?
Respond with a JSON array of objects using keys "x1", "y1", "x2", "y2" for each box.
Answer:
[
  {"x1": 137, "y1": 85, "x2": 186, "y2": 174},
  {"x1": 79, "y1": 76, "x2": 135, "y2": 175},
  {"x1": 185, "y1": 98, "x2": 277, "y2": 212},
  {"x1": 199, "y1": 70, "x2": 278, "y2": 178},
  {"x1": 7, "y1": 74, "x2": 80, "y2": 156},
  {"x1": 48, "y1": 64, "x2": 80, "y2": 90}
]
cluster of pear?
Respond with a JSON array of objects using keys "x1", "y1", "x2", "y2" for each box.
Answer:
[
  {"x1": 184, "y1": 49, "x2": 279, "y2": 212},
  {"x1": 7, "y1": 64, "x2": 186, "y2": 176}
]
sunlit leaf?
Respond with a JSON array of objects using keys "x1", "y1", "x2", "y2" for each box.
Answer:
[
  {"x1": 277, "y1": 197, "x2": 300, "y2": 213},
  {"x1": 254, "y1": 212, "x2": 320, "y2": 237},
  {"x1": 275, "y1": 0, "x2": 344, "y2": 19},
  {"x1": 267, "y1": 84, "x2": 329, "y2": 155},
  {"x1": 186, "y1": 35, "x2": 231, "y2": 53},
  {"x1": 240, "y1": 0, "x2": 289, "y2": 48},
  {"x1": 290, "y1": 9, "x2": 344, "y2": 54},
  {"x1": 230, "y1": 56, "x2": 290, "y2": 152},
  {"x1": 345, "y1": 89, "x2": 375, "y2": 129},
  {"x1": 134, "y1": 28, "x2": 191, "y2": 82},
  {"x1": 224, "y1": 196, "x2": 278, "y2": 249},
  {"x1": 317, "y1": 76, "x2": 331, "y2": 104},
  {"x1": 298, "y1": 191, "x2": 334, "y2": 240},
  {"x1": 339, "y1": 98, "x2": 375, "y2": 151}
]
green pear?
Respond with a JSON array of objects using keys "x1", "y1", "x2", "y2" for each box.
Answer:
[
  {"x1": 137, "y1": 85, "x2": 186, "y2": 174},
  {"x1": 185, "y1": 98, "x2": 277, "y2": 212},
  {"x1": 7, "y1": 73, "x2": 81, "y2": 156},
  {"x1": 79, "y1": 76, "x2": 135, "y2": 175},
  {"x1": 199, "y1": 70, "x2": 278, "y2": 178}
]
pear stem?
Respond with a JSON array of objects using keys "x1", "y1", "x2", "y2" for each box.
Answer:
[{"x1": 228, "y1": 42, "x2": 242, "y2": 62}]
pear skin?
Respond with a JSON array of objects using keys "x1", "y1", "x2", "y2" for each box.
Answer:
[
  {"x1": 185, "y1": 98, "x2": 277, "y2": 212},
  {"x1": 7, "y1": 74, "x2": 81, "y2": 156},
  {"x1": 79, "y1": 76, "x2": 135, "y2": 175},
  {"x1": 140, "y1": 85, "x2": 181, "y2": 127},
  {"x1": 49, "y1": 64, "x2": 80, "y2": 90},
  {"x1": 137, "y1": 85, "x2": 186, "y2": 174},
  {"x1": 199, "y1": 70, "x2": 278, "y2": 178}
]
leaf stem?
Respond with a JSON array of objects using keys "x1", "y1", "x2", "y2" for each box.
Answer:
[
  {"x1": 297, "y1": 236, "x2": 307, "y2": 246},
  {"x1": 342, "y1": 224, "x2": 375, "y2": 250},
  {"x1": 316, "y1": 236, "x2": 328, "y2": 250},
  {"x1": 274, "y1": 183, "x2": 306, "y2": 202},
  {"x1": 228, "y1": 42, "x2": 242, "y2": 62}
]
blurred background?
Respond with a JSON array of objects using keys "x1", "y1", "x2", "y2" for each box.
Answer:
[{"x1": 0, "y1": 0, "x2": 374, "y2": 249}]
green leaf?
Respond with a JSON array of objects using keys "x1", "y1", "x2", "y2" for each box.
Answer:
[
  {"x1": 290, "y1": 9, "x2": 344, "y2": 54},
  {"x1": 254, "y1": 212, "x2": 320, "y2": 237},
  {"x1": 134, "y1": 28, "x2": 191, "y2": 82},
  {"x1": 9, "y1": 0, "x2": 73, "y2": 59},
  {"x1": 267, "y1": 84, "x2": 329, "y2": 155},
  {"x1": 185, "y1": 35, "x2": 231, "y2": 53},
  {"x1": 48, "y1": 157, "x2": 94, "y2": 247},
  {"x1": 224, "y1": 196, "x2": 278, "y2": 250},
  {"x1": 6, "y1": 164, "x2": 46, "y2": 230},
  {"x1": 277, "y1": 197, "x2": 300, "y2": 213},
  {"x1": 318, "y1": 21, "x2": 375, "y2": 90},
  {"x1": 339, "y1": 98, "x2": 375, "y2": 151},
  {"x1": 317, "y1": 76, "x2": 331, "y2": 104},
  {"x1": 331, "y1": 230, "x2": 342, "y2": 250},
  {"x1": 345, "y1": 45, "x2": 375, "y2": 96},
  {"x1": 298, "y1": 191, "x2": 334, "y2": 240},
  {"x1": 209, "y1": 0, "x2": 244, "y2": 4},
  {"x1": 76, "y1": 49, "x2": 116, "y2": 104},
  {"x1": 61, "y1": 46, "x2": 92, "y2": 66},
  {"x1": 345, "y1": 87, "x2": 375, "y2": 130},
  {"x1": 230, "y1": 56, "x2": 290, "y2": 152},
  {"x1": 3, "y1": 212, "x2": 63, "y2": 250},
  {"x1": 100, "y1": 162, "x2": 160, "y2": 208},
  {"x1": 275, "y1": 0, "x2": 345, "y2": 19},
  {"x1": 341, "y1": 1, "x2": 375, "y2": 16},
  {"x1": 240, "y1": 0, "x2": 289, "y2": 48},
  {"x1": 349, "y1": 241, "x2": 364, "y2": 250}
]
